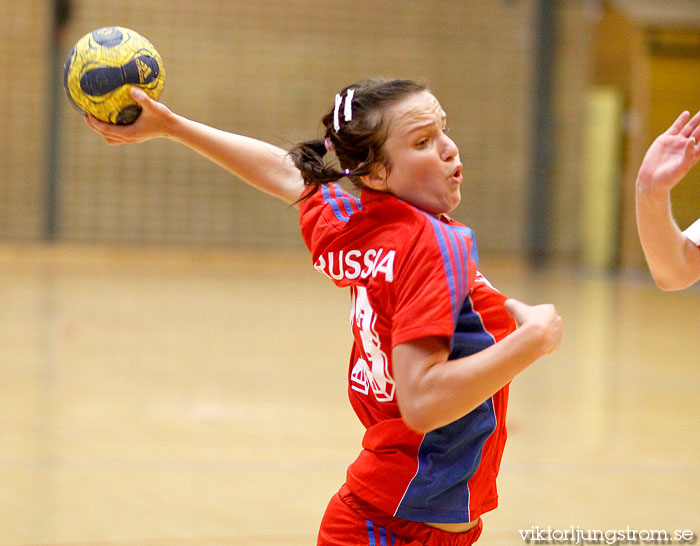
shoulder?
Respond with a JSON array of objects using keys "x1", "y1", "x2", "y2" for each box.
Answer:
[
  {"x1": 299, "y1": 183, "x2": 362, "y2": 250},
  {"x1": 353, "y1": 193, "x2": 451, "y2": 269},
  {"x1": 354, "y1": 192, "x2": 479, "y2": 275},
  {"x1": 299, "y1": 183, "x2": 362, "y2": 223},
  {"x1": 376, "y1": 198, "x2": 479, "y2": 306},
  {"x1": 359, "y1": 190, "x2": 441, "y2": 238}
]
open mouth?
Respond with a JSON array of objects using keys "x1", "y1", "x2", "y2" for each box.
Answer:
[{"x1": 451, "y1": 165, "x2": 463, "y2": 182}]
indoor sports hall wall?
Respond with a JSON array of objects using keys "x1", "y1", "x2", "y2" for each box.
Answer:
[
  {"x1": 1, "y1": 0, "x2": 591, "y2": 257},
  {"x1": 0, "y1": 3, "x2": 51, "y2": 240}
]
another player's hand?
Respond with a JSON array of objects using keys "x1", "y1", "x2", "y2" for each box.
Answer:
[
  {"x1": 504, "y1": 298, "x2": 562, "y2": 356},
  {"x1": 84, "y1": 87, "x2": 174, "y2": 145},
  {"x1": 636, "y1": 110, "x2": 700, "y2": 195}
]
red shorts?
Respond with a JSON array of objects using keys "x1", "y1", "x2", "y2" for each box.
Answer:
[{"x1": 317, "y1": 485, "x2": 483, "y2": 546}]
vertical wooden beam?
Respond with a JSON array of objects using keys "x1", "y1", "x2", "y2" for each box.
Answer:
[
  {"x1": 44, "y1": 0, "x2": 72, "y2": 240},
  {"x1": 527, "y1": 0, "x2": 558, "y2": 266}
]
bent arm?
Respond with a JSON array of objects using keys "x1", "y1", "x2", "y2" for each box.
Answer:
[
  {"x1": 85, "y1": 87, "x2": 305, "y2": 205},
  {"x1": 393, "y1": 299, "x2": 562, "y2": 433},
  {"x1": 634, "y1": 110, "x2": 700, "y2": 290},
  {"x1": 635, "y1": 186, "x2": 700, "y2": 290}
]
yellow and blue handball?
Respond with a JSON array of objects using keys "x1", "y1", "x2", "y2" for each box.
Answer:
[{"x1": 63, "y1": 26, "x2": 165, "y2": 124}]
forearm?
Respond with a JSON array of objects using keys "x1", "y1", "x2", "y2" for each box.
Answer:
[
  {"x1": 635, "y1": 184, "x2": 700, "y2": 290},
  {"x1": 394, "y1": 324, "x2": 551, "y2": 433},
  {"x1": 166, "y1": 113, "x2": 305, "y2": 205}
]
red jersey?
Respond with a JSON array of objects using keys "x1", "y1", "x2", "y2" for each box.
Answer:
[{"x1": 299, "y1": 183, "x2": 516, "y2": 524}]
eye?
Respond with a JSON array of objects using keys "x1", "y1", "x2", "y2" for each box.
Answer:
[{"x1": 415, "y1": 137, "x2": 430, "y2": 148}]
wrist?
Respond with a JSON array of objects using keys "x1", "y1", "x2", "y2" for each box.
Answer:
[
  {"x1": 635, "y1": 175, "x2": 671, "y2": 201},
  {"x1": 165, "y1": 112, "x2": 189, "y2": 141},
  {"x1": 635, "y1": 174, "x2": 657, "y2": 193}
]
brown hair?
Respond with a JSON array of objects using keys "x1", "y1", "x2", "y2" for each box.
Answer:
[{"x1": 288, "y1": 78, "x2": 426, "y2": 199}]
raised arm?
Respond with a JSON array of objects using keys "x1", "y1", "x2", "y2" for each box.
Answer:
[
  {"x1": 85, "y1": 87, "x2": 306, "y2": 205},
  {"x1": 635, "y1": 110, "x2": 700, "y2": 290},
  {"x1": 393, "y1": 298, "x2": 562, "y2": 433}
]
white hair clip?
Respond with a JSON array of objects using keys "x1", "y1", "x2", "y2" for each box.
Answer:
[
  {"x1": 333, "y1": 89, "x2": 355, "y2": 132},
  {"x1": 333, "y1": 93, "x2": 343, "y2": 132},
  {"x1": 344, "y1": 89, "x2": 354, "y2": 124}
]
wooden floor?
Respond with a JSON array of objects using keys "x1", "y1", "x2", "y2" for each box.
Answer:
[{"x1": 1, "y1": 244, "x2": 699, "y2": 546}]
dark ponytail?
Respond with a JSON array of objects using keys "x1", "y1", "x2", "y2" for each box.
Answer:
[
  {"x1": 289, "y1": 78, "x2": 426, "y2": 201},
  {"x1": 288, "y1": 139, "x2": 345, "y2": 187}
]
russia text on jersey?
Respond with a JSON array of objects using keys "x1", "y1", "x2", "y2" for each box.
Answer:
[{"x1": 314, "y1": 248, "x2": 396, "y2": 282}]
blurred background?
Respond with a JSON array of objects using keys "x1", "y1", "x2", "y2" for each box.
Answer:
[
  {"x1": 2, "y1": 0, "x2": 699, "y2": 267},
  {"x1": 2, "y1": 1, "x2": 700, "y2": 545}
]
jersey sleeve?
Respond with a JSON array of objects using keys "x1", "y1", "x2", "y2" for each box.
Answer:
[
  {"x1": 298, "y1": 183, "x2": 362, "y2": 256},
  {"x1": 391, "y1": 218, "x2": 476, "y2": 348},
  {"x1": 682, "y1": 217, "x2": 700, "y2": 246}
]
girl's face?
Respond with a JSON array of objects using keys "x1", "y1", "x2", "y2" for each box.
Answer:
[{"x1": 364, "y1": 91, "x2": 463, "y2": 215}]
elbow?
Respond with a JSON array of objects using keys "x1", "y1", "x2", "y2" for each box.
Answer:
[
  {"x1": 397, "y1": 396, "x2": 446, "y2": 434},
  {"x1": 401, "y1": 414, "x2": 437, "y2": 434},
  {"x1": 647, "y1": 246, "x2": 700, "y2": 291},
  {"x1": 397, "y1": 397, "x2": 437, "y2": 434},
  {"x1": 401, "y1": 412, "x2": 434, "y2": 435},
  {"x1": 655, "y1": 279, "x2": 684, "y2": 292},
  {"x1": 651, "y1": 272, "x2": 693, "y2": 291}
]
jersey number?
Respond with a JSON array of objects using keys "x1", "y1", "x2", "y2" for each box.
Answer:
[{"x1": 350, "y1": 287, "x2": 395, "y2": 402}]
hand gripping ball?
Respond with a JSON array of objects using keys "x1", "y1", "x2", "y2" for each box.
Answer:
[{"x1": 64, "y1": 26, "x2": 165, "y2": 124}]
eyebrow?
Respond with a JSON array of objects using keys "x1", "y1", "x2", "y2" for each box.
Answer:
[{"x1": 403, "y1": 112, "x2": 447, "y2": 133}]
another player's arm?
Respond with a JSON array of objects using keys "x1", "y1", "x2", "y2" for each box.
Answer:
[
  {"x1": 635, "y1": 110, "x2": 700, "y2": 290},
  {"x1": 85, "y1": 88, "x2": 305, "y2": 206},
  {"x1": 635, "y1": 188, "x2": 700, "y2": 290},
  {"x1": 392, "y1": 299, "x2": 561, "y2": 434}
]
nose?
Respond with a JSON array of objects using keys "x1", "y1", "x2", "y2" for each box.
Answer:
[{"x1": 440, "y1": 133, "x2": 459, "y2": 162}]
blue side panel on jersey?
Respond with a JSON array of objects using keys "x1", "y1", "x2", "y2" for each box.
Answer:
[
  {"x1": 449, "y1": 294, "x2": 497, "y2": 360},
  {"x1": 394, "y1": 397, "x2": 497, "y2": 522},
  {"x1": 394, "y1": 294, "x2": 497, "y2": 522},
  {"x1": 321, "y1": 184, "x2": 361, "y2": 223}
]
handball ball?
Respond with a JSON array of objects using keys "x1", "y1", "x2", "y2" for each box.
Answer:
[{"x1": 63, "y1": 26, "x2": 165, "y2": 124}]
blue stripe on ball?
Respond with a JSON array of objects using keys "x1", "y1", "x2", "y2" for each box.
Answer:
[{"x1": 79, "y1": 55, "x2": 160, "y2": 97}]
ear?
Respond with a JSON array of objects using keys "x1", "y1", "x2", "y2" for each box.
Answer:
[{"x1": 360, "y1": 163, "x2": 388, "y2": 192}]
